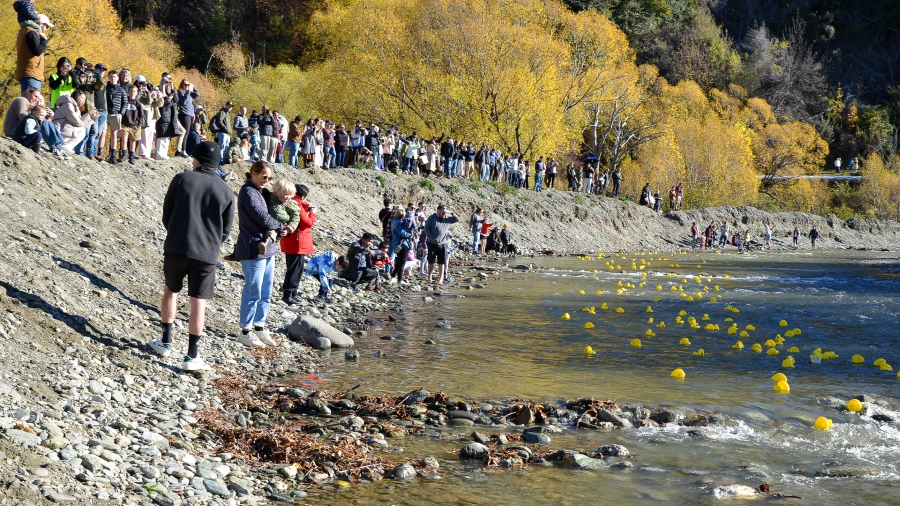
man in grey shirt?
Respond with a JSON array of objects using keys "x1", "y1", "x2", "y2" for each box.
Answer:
[{"x1": 424, "y1": 205, "x2": 459, "y2": 285}]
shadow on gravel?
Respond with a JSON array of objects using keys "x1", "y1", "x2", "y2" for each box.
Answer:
[
  {"x1": 52, "y1": 255, "x2": 158, "y2": 313},
  {"x1": 0, "y1": 280, "x2": 121, "y2": 349}
]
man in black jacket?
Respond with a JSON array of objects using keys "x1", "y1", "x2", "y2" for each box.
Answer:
[
  {"x1": 440, "y1": 137, "x2": 454, "y2": 177},
  {"x1": 104, "y1": 70, "x2": 127, "y2": 163},
  {"x1": 153, "y1": 141, "x2": 234, "y2": 372}
]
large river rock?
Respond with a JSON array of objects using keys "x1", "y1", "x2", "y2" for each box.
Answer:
[{"x1": 288, "y1": 316, "x2": 355, "y2": 348}]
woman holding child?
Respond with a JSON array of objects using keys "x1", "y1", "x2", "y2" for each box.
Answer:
[{"x1": 235, "y1": 161, "x2": 284, "y2": 349}]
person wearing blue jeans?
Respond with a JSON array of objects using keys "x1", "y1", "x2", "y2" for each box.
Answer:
[
  {"x1": 41, "y1": 116, "x2": 65, "y2": 151},
  {"x1": 86, "y1": 111, "x2": 106, "y2": 158},
  {"x1": 234, "y1": 162, "x2": 284, "y2": 348},
  {"x1": 285, "y1": 140, "x2": 300, "y2": 168},
  {"x1": 469, "y1": 208, "x2": 484, "y2": 254},
  {"x1": 324, "y1": 145, "x2": 336, "y2": 168}
]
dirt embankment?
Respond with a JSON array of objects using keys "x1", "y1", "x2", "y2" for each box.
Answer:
[{"x1": 1, "y1": 137, "x2": 900, "y2": 503}]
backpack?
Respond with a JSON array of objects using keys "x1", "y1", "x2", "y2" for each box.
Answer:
[{"x1": 208, "y1": 112, "x2": 222, "y2": 134}]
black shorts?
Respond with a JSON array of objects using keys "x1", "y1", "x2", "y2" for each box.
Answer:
[
  {"x1": 163, "y1": 254, "x2": 217, "y2": 299},
  {"x1": 427, "y1": 242, "x2": 448, "y2": 265}
]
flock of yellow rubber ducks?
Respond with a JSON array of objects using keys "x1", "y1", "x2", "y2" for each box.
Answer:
[{"x1": 567, "y1": 251, "x2": 897, "y2": 431}]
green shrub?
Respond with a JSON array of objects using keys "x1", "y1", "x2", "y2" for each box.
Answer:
[
  {"x1": 575, "y1": 195, "x2": 584, "y2": 205},
  {"x1": 420, "y1": 178, "x2": 436, "y2": 191},
  {"x1": 376, "y1": 174, "x2": 387, "y2": 188},
  {"x1": 472, "y1": 180, "x2": 483, "y2": 190},
  {"x1": 449, "y1": 183, "x2": 461, "y2": 194}
]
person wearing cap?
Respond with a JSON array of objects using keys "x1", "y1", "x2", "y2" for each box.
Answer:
[
  {"x1": 499, "y1": 223, "x2": 512, "y2": 253},
  {"x1": 424, "y1": 205, "x2": 459, "y2": 285},
  {"x1": 85, "y1": 63, "x2": 108, "y2": 160},
  {"x1": 154, "y1": 140, "x2": 234, "y2": 372},
  {"x1": 209, "y1": 101, "x2": 234, "y2": 162},
  {"x1": 235, "y1": 161, "x2": 285, "y2": 348},
  {"x1": 16, "y1": 13, "x2": 50, "y2": 95}
]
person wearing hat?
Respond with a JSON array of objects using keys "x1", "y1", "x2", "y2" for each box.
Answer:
[
  {"x1": 423, "y1": 205, "x2": 459, "y2": 285},
  {"x1": 154, "y1": 140, "x2": 234, "y2": 372},
  {"x1": 85, "y1": 63, "x2": 108, "y2": 160},
  {"x1": 16, "y1": 13, "x2": 51, "y2": 95}
]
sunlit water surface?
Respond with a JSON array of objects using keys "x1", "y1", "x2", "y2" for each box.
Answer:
[{"x1": 306, "y1": 251, "x2": 900, "y2": 504}]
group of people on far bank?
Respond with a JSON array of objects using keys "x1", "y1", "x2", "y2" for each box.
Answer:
[{"x1": 691, "y1": 221, "x2": 821, "y2": 250}]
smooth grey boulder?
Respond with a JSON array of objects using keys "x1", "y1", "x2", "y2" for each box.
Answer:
[{"x1": 288, "y1": 316, "x2": 355, "y2": 348}]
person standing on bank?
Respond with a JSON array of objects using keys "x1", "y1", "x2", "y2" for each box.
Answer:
[
  {"x1": 280, "y1": 184, "x2": 317, "y2": 305},
  {"x1": 235, "y1": 161, "x2": 285, "y2": 348},
  {"x1": 425, "y1": 205, "x2": 459, "y2": 285},
  {"x1": 153, "y1": 140, "x2": 234, "y2": 372}
]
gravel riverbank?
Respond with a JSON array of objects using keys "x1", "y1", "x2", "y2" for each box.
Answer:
[{"x1": 1, "y1": 138, "x2": 899, "y2": 504}]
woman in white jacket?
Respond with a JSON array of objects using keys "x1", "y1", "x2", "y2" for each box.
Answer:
[{"x1": 53, "y1": 91, "x2": 97, "y2": 153}]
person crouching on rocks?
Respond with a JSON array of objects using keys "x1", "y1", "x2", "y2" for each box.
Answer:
[
  {"x1": 153, "y1": 140, "x2": 234, "y2": 372},
  {"x1": 235, "y1": 161, "x2": 285, "y2": 348},
  {"x1": 305, "y1": 251, "x2": 336, "y2": 299},
  {"x1": 337, "y1": 233, "x2": 383, "y2": 292},
  {"x1": 12, "y1": 103, "x2": 45, "y2": 154}
]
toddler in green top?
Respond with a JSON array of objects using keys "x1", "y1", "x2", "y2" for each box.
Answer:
[{"x1": 258, "y1": 178, "x2": 300, "y2": 255}]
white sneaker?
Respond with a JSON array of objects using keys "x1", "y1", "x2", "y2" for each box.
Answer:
[
  {"x1": 238, "y1": 332, "x2": 265, "y2": 348},
  {"x1": 182, "y1": 356, "x2": 212, "y2": 372},
  {"x1": 253, "y1": 328, "x2": 277, "y2": 347},
  {"x1": 149, "y1": 339, "x2": 172, "y2": 358}
]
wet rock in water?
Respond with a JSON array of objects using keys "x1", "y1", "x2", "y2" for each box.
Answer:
[
  {"x1": 447, "y1": 410, "x2": 477, "y2": 421},
  {"x1": 500, "y1": 457, "x2": 524, "y2": 467},
  {"x1": 634, "y1": 407, "x2": 651, "y2": 420},
  {"x1": 815, "y1": 466, "x2": 883, "y2": 478},
  {"x1": 286, "y1": 388, "x2": 310, "y2": 399},
  {"x1": 497, "y1": 434, "x2": 509, "y2": 445},
  {"x1": 392, "y1": 463, "x2": 417, "y2": 480},
  {"x1": 597, "y1": 409, "x2": 631, "y2": 428},
  {"x1": 288, "y1": 316, "x2": 355, "y2": 348},
  {"x1": 404, "y1": 389, "x2": 430, "y2": 405},
  {"x1": 472, "y1": 431, "x2": 490, "y2": 444},
  {"x1": 597, "y1": 444, "x2": 630, "y2": 457},
  {"x1": 522, "y1": 431, "x2": 551, "y2": 445},
  {"x1": 424, "y1": 339, "x2": 436, "y2": 345},
  {"x1": 566, "y1": 453, "x2": 608, "y2": 470},
  {"x1": 345, "y1": 349, "x2": 360, "y2": 361},
  {"x1": 710, "y1": 484, "x2": 761, "y2": 500},
  {"x1": 307, "y1": 399, "x2": 332, "y2": 415},
  {"x1": 852, "y1": 394, "x2": 876, "y2": 404},
  {"x1": 448, "y1": 418, "x2": 475, "y2": 427},
  {"x1": 654, "y1": 409, "x2": 679, "y2": 424},
  {"x1": 422, "y1": 456, "x2": 440, "y2": 471},
  {"x1": 459, "y1": 442, "x2": 489, "y2": 459},
  {"x1": 872, "y1": 414, "x2": 894, "y2": 423},
  {"x1": 509, "y1": 446, "x2": 533, "y2": 460},
  {"x1": 819, "y1": 396, "x2": 846, "y2": 410},
  {"x1": 311, "y1": 337, "x2": 331, "y2": 350},
  {"x1": 435, "y1": 321, "x2": 452, "y2": 329},
  {"x1": 374, "y1": 350, "x2": 386, "y2": 358},
  {"x1": 611, "y1": 461, "x2": 634, "y2": 470}
]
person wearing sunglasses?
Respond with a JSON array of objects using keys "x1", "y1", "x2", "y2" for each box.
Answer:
[
  {"x1": 232, "y1": 161, "x2": 285, "y2": 349},
  {"x1": 48, "y1": 56, "x2": 74, "y2": 108}
]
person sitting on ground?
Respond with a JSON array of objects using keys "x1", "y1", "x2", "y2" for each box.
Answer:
[
  {"x1": 12, "y1": 103, "x2": 45, "y2": 154},
  {"x1": 305, "y1": 251, "x2": 336, "y2": 298},
  {"x1": 485, "y1": 227, "x2": 502, "y2": 254},
  {"x1": 337, "y1": 233, "x2": 383, "y2": 292}
]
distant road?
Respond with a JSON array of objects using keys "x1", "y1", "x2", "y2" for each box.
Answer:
[{"x1": 762, "y1": 175, "x2": 864, "y2": 182}]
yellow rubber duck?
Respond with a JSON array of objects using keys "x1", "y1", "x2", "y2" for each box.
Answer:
[
  {"x1": 671, "y1": 368, "x2": 685, "y2": 379},
  {"x1": 779, "y1": 320, "x2": 788, "y2": 327},
  {"x1": 616, "y1": 307, "x2": 624, "y2": 313},
  {"x1": 732, "y1": 341, "x2": 744, "y2": 350},
  {"x1": 751, "y1": 343, "x2": 762, "y2": 353},
  {"x1": 814, "y1": 416, "x2": 833, "y2": 430},
  {"x1": 657, "y1": 321, "x2": 666, "y2": 328},
  {"x1": 631, "y1": 339, "x2": 642, "y2": 348},
  {"x1": 578, "y1": 290, "x2": 585, "y2": 295},
  {"x1": 880, "y1": 364, "x2": 893, "y2": 371},
  {"x1": 851, "y1": 354, "x2": 865, "y2": 364},
  {"x1": 740, "y1": 330, "x2": 749, "y2": 338},
  {"x1": 845, "y1": 399, "x2": 862, "y2": 412},
  {"x1": 773, "y1": 380, "x2": 790, "y2": 394},
  {"x1": 873, "y1": 358, "x2": 886, "y2": 368},
  {"x1": 645, "y1": 329, "x2": 655, "y2": 337},
  {"x1": 646, "y1": 306, "x2": 653, "y2": 313},
  {"x1": 562, "y1": 313, "x2": 571, "y2": 320},
  {"x1": 584, "y1": 322, "x2": 594, "y2": 329},
  {"x1": 745, "y1": 324, "x2": 756, "y2": 331},
  {"x1": 787, "y1": 346, "x2": 799, "y2": 353},
  {"x1": 692, "y1": 349, "x2": 705, "y2": 356},
  {"x1": 782, "y1": 358, "x2": 794, "y2": 368},
  {"x1": 767, "y1": 348, "x2": 779, "y2": 356},
  {"x1": 680, "y1": 338, "x2": 691, "y2": 346},
  {"x1": 583, "y1": 345, "x2": 596, "y2": 355},
  {"x1": 765, "y1": 339, "x2": 776, "y2": 348},
  {"x1": 771, "y1": 373, "x2": 787, "y2": 382}
]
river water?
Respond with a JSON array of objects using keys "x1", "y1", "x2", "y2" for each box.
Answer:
[{"x1": 311, "y1": 251, "x2": 900, "y2": 504}]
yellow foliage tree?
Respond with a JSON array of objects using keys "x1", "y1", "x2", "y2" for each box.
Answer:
[
  {"x1": 858, "y1": 153, "x2": 900, "y2": 219},
  {"x1": 227, "y1": 65, "x2": 314, "y2": 117}
]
